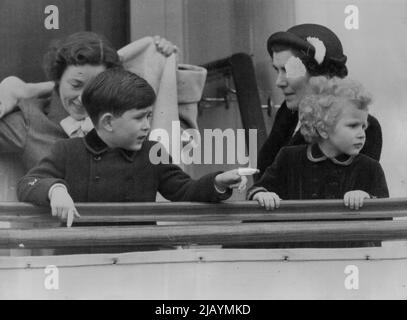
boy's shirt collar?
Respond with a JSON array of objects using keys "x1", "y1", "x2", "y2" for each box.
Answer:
[
  {"x1": 83, "y1": 129, "x2": 139, "y2": 162},
  {"x1": 60, "y1": 116, "x2": 94, "y2": 138},
  {"x1": 307, "y1": 144, "x2": 356, "y2": 166}
]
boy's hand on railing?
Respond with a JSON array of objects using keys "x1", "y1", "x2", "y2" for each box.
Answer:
[
  {"x1": 253, "y1": 192, "x2": 281, "y2": 211},
  {"x1": 344, "y1": 190, "x2": 370, "y2": 210},
  {"x1": 49, "y1": 186, "x2": 80, "y2": 228},
  {"x1": 215, "y1": 170, "x2": 248, "y2": 193},
  {"x1": 153, "y1": 36, "x2": 178, "y2": 57}
]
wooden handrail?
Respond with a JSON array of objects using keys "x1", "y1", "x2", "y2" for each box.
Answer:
[
  {"x1": 1, "y1": 220, "x2": 407, "y2": 249},
  {"x1": 0, "y1": 198, "x2": 406, "y2": 224},
  {"x1": 0, "y1": 199, "x2": 405, "y2": 249}
]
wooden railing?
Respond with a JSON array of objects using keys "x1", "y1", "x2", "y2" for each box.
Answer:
[{"x1": 0, "y1": 198, "x2": 406, "y2": 249}]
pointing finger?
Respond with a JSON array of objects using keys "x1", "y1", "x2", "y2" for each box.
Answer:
[
  {"x1": 67, "y1": 209, "x2": 75, "y2": 228},
  {"x1": 344, "y1": 193, "x2": 350, "y2": 207},
  {"x1": 359, "y1": 196, "x2": 364, "y2": 208},
  {"x1": 275, "y1": 196, "x2": 281, "y2": 209}
]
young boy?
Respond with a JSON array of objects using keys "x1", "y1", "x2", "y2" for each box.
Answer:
[
  {"x1": 248, "y1": 76, "x2": 389, "y2": 210},
  {"x1": 17, "y1": 68, "x2": 246, "y2": 227}
]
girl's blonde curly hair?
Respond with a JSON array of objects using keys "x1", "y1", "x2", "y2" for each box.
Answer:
[{"x1": 299, "y1": 76, "x2": 372, "y2": 143}]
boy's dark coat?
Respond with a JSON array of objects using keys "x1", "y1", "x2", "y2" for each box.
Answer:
[{"x1": 18, "y1": 129, "x2": 231, "y2": 205}]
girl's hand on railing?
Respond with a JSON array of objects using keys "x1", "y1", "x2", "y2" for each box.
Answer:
[
  {"x1": 253, "y1": 192, "x2": 281, "y2": 211},
  {"x1": 344, "y1": 190, "x2": 370, "y2": 210},
  {"x1": 49, "y1": 186, "x2": 80, "y2": 227}
]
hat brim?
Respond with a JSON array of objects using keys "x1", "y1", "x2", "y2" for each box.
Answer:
[{"x1": 267, "y1": 31, "x2": 314, "y2": 57}]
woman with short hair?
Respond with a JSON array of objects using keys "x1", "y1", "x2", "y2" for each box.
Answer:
[{"x1": 0, "y1": 32, "x2": 175, "y2": 200}]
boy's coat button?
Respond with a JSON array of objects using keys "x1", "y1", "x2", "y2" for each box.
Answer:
[
  {"x1": 94, "y1": 176, "x2": 101, "y2": 182},
  {"x1": 94, "y1": 156, "x2": 102, "y2": 161}
]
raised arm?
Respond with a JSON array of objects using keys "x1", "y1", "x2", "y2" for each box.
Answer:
[
  {"x1": 0, "y1": 76, "x2": 54, "y2": 118},
  {"x1": 0, "y1": 109, "x2": 28, "y2": 154},
  {"x1": 17, "y1": 140, "x2": 67, "y2": 206}
]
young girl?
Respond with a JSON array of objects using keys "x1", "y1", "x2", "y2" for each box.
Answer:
[{"x1": 248, "y1": 76, "x2": 389, "y2": 210}]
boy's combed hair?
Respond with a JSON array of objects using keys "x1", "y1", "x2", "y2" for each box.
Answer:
[
  {"x1": 81, "y1": 68, "x2": 156, "y2": 124},
  {"x1": 299, "y1": 76, "x2": 372, "y2": 143}
]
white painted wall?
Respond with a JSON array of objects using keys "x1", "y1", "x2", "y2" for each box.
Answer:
[
  {"x1": 1, "y1": 247, "x2": 407, "y2": 299},
  {"x1": 130, "y1": 0, "x2": 185, "y2": 61}
]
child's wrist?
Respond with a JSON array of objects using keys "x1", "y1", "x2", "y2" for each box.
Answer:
[
  {"x1": 48, "y1": 183, "x2": 68, "y2": 200},
  {"x1": 214, "y1": 174, "x2": 229, "y2": 193},
  {"x1": 214, "y1": 183, "x2": 227, "y2": 194},
  {"x1": 247, "y1": 187, "x2": 268, "y2": 200}
]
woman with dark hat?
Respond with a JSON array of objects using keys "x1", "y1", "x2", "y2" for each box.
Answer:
[{"x1": 257, "y1": 23, "x2": 382, "y2": 178}]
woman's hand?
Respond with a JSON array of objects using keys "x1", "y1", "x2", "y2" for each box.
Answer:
[
  {"x1": 153, "y1": 36, "x2": 178, "y2": 57},
  {"x1": 344, "y1": 190, "x2": 370, "y2": 210},
  {"x1": 49, "y1": 185, "x2": 80, "y2": 227},
  {"x1": 0, "y1": 76, "x2": 24, "y2": 118},
  {"x1": 253, "y1": 192, "x2": 281, "y2": 210},
  {"x1": 0, "y1": 77, "x2": 55, "y2": 118}
]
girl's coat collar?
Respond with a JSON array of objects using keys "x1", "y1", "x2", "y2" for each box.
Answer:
[{"x1": 307, "y1": 144, "x2": 355, "y2": 166}]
